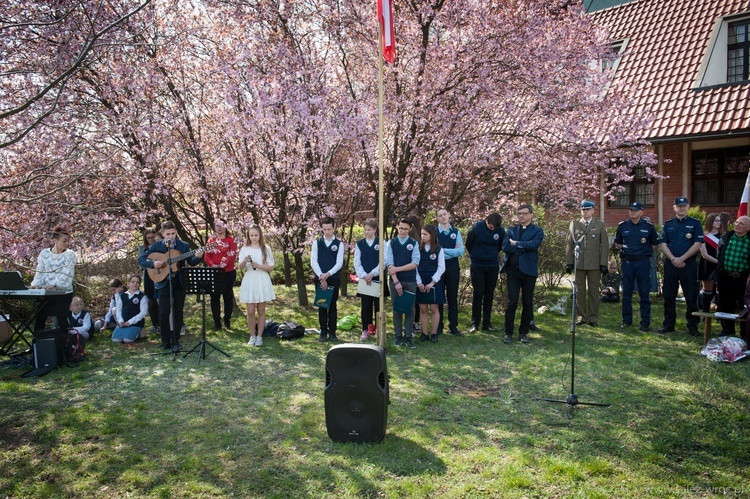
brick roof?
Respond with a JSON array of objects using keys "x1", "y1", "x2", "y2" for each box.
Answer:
[{"x1": 592, "y1": 0, "x2": 750, "y2": 142}]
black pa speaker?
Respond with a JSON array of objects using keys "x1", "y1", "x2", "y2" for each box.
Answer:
[
  {"x1": 22, "y1": 328, "x2": 65, "y2": 377},
  {"x1": 325, "y1": 344, "x2": 388, "y2": 443}
]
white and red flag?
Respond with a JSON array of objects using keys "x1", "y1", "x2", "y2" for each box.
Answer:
[
  {"x1": 704, "y1": 232, "x2": 720, "y2": 251},
  {"x1": 738, "y1": 170, "x2": 750, "y2": 218},
  {"x1": 377, "y1": 0, "x2": 396, "y2": 63}
]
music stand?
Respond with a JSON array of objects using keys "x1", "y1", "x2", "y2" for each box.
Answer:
[{"x1": 181, "y1": 267, "x2": 230, "y2": 363}]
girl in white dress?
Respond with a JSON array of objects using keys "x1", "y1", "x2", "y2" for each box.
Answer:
[{"x1": 239, "y1": 225, "x2": 275, "y2": 346}]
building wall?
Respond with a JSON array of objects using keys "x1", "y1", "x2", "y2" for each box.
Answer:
[{"x1": 601, "y1": 137, "x2": 750, "y2": 230}]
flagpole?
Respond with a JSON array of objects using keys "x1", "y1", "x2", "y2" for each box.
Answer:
[{"x1": 377, "y1": 22, "x2": 387, "y2": 350}]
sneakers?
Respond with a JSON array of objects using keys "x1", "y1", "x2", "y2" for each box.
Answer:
[
  {"x1": 247, "y1": 336, "x2": 256, "y2": 346},
  {"x1": 449, "y1": 329, "x2": 464, "y2": 337},
  {"x1": 430, "y1": 334, "x2": 438, "y2": 343},
  {"x1": 520, "y1": 334, "x2": 530, "y2": 344},
  {"x1": 405, "y1": 338, "x2": 416, "y2": 349},
  {"x1": 418, "y1": 333, "x2": 430, "y2": 342},
  {"x1": 482, "y1": 324, "x2": 496, "y2": 332},
  {"x1": 394, "y1": 337, "x2": 405, "y2": 347},
  {"x1": 255, "y1": 336, "x2": 263, "y2": 347},
  {"x1": 360, "y1": 330, "x2": 369, "y2": 341},
  {"x1": 180, "y1": 325, "x2": 186, "y2": 336},
  {"x1": 224, "y1": 319, "x2": 231, "y2": 329},
  {"x1": 150, "y1": 325, "x2": 158, "y2": 334},
  {"x1": 621, "y1": 322, "x2": 632, "y2": 328},
  {"x1": 503, "y1": 335, "x2": 512, "y2": 344},
  {"x1": 413, "y1": 323, "x2": 422, "y2": 333}
]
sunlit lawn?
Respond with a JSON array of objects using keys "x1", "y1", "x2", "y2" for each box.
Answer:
[{"x1": 1, "y1": 285, "x2": 749, "y2": 498}]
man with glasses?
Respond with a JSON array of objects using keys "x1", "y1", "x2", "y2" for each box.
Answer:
[
  {"x1": 566, "y1": 200, "x2": 609, "y2": 327},
  {"x1": 716, "y1": 215, "x2": 750, "y2": 336},
  {"x1": 658, "y1": 197, "x2": 703, "y2": 336},
  {"x1": 501, "y1": 204, "x2": 544, "y2": 344},
  {"x1": 614, "y1": 202, "x2": 659, "y2": 332},
  {"x1": 465, "y1": 212, "x2": 505, "y2": 333}
]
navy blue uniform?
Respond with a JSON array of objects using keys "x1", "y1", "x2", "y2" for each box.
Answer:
[
  {"x1": 615, "y1": 218, "x2": 659, "y2": 328},
  {"x1": 660, "y1": 216, "x2": 703, "y2": 333},
  {"x1": 465, "y1": 221, "x2": 505, "y2": 329}
]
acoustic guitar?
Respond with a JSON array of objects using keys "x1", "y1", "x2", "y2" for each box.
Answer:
[{"x1": 147, "y1": 242, "x2": 217, "y2": 283}]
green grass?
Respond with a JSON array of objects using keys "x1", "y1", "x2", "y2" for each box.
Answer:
[{"x1": 1, "y1": 286, "x2": 749, "y2": 498}]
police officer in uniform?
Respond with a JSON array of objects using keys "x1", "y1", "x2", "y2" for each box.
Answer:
[
  {"x1": 565, "y1": 200, "x2": 609, "y2": 327},
  {"x1": 614, "y1": 202, "x2": 659, "y2": 331},
  {"x1": 658, "y1": 197, "x2": 703, "y2": 335}
]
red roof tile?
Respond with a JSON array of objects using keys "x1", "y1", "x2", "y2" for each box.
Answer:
[{"x1": 593, "y1": 0, "x2": 750, "y2": 141}]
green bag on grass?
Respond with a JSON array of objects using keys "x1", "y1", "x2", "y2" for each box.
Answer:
[{"x1": 336, "y1": 315, "x2": 358, "y2": 331}]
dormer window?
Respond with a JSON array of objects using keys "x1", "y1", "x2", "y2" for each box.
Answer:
[
  {"x1": 695, "y1": 12, "x2": 750, "y2": 88},
  {"x1": 728, "y1": 19, "x2": 750, "y2": 82}
]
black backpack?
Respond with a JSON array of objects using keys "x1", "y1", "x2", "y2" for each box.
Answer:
[
  {"x1": 65, "y1": 331, "x2": 87, "y2": 364},
  {"x1": 276, "y1": 321, "x2": 305, "y2": 340}
]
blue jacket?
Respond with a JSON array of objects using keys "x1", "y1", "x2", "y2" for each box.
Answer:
[
  {"x1": 137, "y1": 239, "x2": 203, "y2": 289},
  {"x1": 501, "y1": 224, "x2": 544, "y2": 277}
]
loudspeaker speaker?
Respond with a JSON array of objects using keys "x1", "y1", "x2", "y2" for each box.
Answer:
[
  {"x1": 22, "y1": 328, "x2": 65, "y2": 377},
  {"x1": 325, "y1": 344, "x2": 388, "y2": 443}
]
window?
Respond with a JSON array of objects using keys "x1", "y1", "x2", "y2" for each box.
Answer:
[
  {"x1": 609, "y1": 164, "x2": 654, "y2": 208},
  {"x1": 728, "y1": 20, "x2": 750, "y2": 82},
  {"x1": 695, "y1": 13, "x2": 750, "y2": 88},
  {"x1": 693, "y1": 146, "x2": 749, "y2": 205},
  {"x1": 601, "y1": 39, "x2": 626, "y2": 72}
]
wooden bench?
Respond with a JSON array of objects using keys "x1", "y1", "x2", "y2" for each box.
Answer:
[{"x1": 692, "y1": 312, "x2": 746, "y2": 345}]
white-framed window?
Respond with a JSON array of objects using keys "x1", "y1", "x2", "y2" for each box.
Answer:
[{"x1": 695, "y1": 12, "x2": 750, "y2": 88}]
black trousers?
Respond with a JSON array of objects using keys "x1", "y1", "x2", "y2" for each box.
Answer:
[
  {"x1": 438, "y1": 263, "x2": 460, "y2": 334},
  {"x1": 210, "y1": 269, "x2": 236, "y2": 327},
  {"x1": 662, "y1": 258, "x2": 699, "y2": 330},
  {"x1": 470, "y1": 266, "x2": 499, "y2": 327},
  {"x1": 144, "y1": 274, "x2": 159, "y2": 327},
  {"x1": 317, "y1": 280, "x2": 340, "y2": 335},
  {"x1": 504, "y1": 266, "x2": 536, "y2": 336},
  {"x1": 360, "y1": 293, "x2": 380, "y2": 331},
  {"x1": 34, "y1": 292, "x2": 74, "y2": 333},
  {"x1": 717, "y1": 269, "x2": 750, "y2": 335},
  {"x1": 158, "y1": 283, "x2": 186, "y2": 345}
]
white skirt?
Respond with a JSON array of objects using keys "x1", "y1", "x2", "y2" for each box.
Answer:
[{"x1": 239, "y1": 269, "x2": 275, "y2": 304}]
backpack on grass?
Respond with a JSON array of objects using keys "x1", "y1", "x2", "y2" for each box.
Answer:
[
  {"x1": 276, "y1": 321, "x2": 305, "y2": 340},
  {"x1": 65, "y1": 331, "x2": 87, "y2": 364}
]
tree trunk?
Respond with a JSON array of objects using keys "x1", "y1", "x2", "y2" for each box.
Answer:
[
  {"x1": 283, "y1": 251, "x2": 293, "y2": 286},
  {"x1": 294, "y1": 252, "x2": 309, "y2": 307}
]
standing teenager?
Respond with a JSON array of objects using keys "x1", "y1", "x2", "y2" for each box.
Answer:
[
  {"x1": 238, "y1": 225, "x2": 275, "y2": 346},
  {"x1": 311, "y1": 217, "x2": 344, "y2": 342},
  {"x1": 436, "y1": 208, "x2": 465, "y2": 336},
  {"x1": 416, "y1": 225, "x2": 445, "y2": 343},
  {"x1": 354, "y1": 219, "x2": 380, "y2": 341}
]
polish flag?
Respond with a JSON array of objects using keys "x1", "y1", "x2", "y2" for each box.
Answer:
[
  {"x1": 738, "y1": 170, "x2": 750, "y2": 218},
  {"x1": 377, "y1": 0, "x2": 396, "y2": 64},
  {"x1": 704, "y1": 232, "x2": 719, "y2": 251}
]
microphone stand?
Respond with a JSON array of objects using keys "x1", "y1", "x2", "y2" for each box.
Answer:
[{"x1": 536, "y1": 230, "x2": 610, "y2": 418}]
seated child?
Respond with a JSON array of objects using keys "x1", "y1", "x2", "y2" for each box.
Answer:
[
  {"x1": 601, "y1": 260, "x2": 621, "y2": 303},
  {"x1": 112, "y1": 275, "x2": 149, "y2": 344},
  {"x1": 67, "y1": 296, "x2": 92, "y2": 338},
  {"x1": 93, "y1": 278, "x2": 124, "y2": 335}
]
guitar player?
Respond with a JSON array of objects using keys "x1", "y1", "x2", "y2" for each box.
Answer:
[{"x1": 138, "y1": 221, "x2": 204, "y2": 350}]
